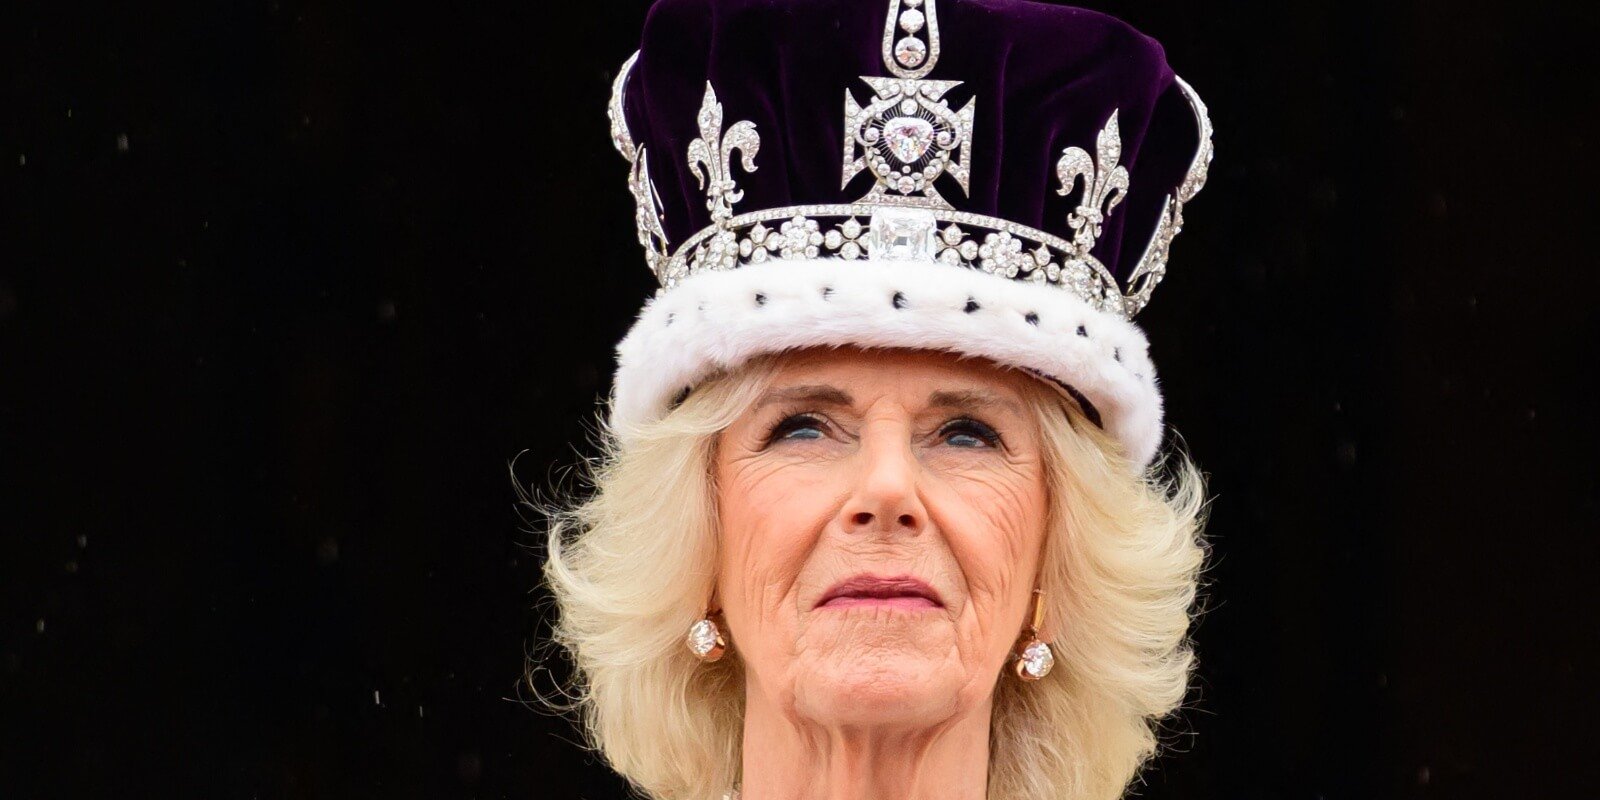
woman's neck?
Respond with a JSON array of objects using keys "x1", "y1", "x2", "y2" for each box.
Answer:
[{"x1": 737, "y1": 685, "x2": 992, "y2": 800}]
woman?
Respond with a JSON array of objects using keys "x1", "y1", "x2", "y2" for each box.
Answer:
[{"x1": 542, "y1": 1, "x2": 1215, "y2": 798}]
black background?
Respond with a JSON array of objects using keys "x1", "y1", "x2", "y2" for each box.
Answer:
[{"x1": 3, "y1": 1, "x2": 1598, "y2": 798}]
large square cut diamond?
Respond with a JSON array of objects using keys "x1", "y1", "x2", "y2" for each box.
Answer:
[{"x1": 866, "y1": 206, "x2": 938, "y2": 262}]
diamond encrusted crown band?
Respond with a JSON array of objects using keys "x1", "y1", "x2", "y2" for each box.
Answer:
[{"x1": 607, "y1": 0, "x2": 1214, "y2": 320}]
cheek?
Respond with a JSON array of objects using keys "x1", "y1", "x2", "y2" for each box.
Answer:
[
  {"x1": 715, "y1": 456, "x2": 843, "y2": 649},
  {"x1": 928, "y1": 463, "x2": 1048, "y2": 627}
]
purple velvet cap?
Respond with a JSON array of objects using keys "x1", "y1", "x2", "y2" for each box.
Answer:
[{"x1": 615, "y1": 0, "x2": 1207, "y2": 292}]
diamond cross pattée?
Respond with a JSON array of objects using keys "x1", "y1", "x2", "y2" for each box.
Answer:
[{"x1": 883, "y1": 116, "x2": 935, "y2": 163}]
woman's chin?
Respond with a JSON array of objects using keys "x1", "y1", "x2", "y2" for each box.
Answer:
[{"x1": 793, "y1": 652, "x2": 964, "y2": 726}]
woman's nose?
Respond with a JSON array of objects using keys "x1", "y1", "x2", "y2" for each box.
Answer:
[{"x1": 838, "y1": 429, "x2": 927, "y2": 535}]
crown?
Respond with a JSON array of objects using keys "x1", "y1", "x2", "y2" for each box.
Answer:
[{"x1": 608, "y1": 0, "x2": 1212, "y2": 320}]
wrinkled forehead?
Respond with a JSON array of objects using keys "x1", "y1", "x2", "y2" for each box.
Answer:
[{"x1": 754, "y1": 347, "x2": 1045, "y2": 415}]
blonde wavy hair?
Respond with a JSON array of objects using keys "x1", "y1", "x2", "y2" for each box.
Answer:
[{"x1": 536, "y1": 351, "x2": 1208, "y2": 800}]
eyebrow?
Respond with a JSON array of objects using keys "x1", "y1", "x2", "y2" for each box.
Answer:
[
  {"x1": 752, "y1": 384, "x2": 1023, "y2": 416},
  {"x1": 927, "y1": 388, "x2": 1024, "y2": 417},
  {"x1": 753, "y1": 384, "x2": 855, "y2": 410}
]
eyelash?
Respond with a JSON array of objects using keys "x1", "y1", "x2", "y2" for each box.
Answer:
[
  {"x1": 764, "y1": 413, "x2": 828, "y2": 444},
  {"x1": 761, "y1": 413, "x2": 1003, "y2": 449},
  {"x1": 938, "y1": 417, "x2": 1003, "y2": 448}
]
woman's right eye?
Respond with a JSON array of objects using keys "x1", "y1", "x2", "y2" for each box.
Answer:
[{"x1": 767, "y1": 413, "x2": 826, "y2": 443}]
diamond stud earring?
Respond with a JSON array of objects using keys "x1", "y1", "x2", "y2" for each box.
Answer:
[
  {"x1": 1012, "y1": 589, "x2": 1055, "y2": 681},
  {"x1": 686, "y1": 612, "x2": 728, "y2": 662}
]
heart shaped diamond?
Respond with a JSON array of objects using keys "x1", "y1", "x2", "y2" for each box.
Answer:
[{"x1": 883, "y1": 116, "x2": 935, "y2": 163}]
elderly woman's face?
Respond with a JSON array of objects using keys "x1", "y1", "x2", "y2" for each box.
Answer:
[{"x1": 714, "y1": 348, "x2": 1050, "y2": 727}]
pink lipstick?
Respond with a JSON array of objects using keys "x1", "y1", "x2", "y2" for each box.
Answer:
[{"x1": 817, "y1": 574, "x2": 943, "y2": 610}]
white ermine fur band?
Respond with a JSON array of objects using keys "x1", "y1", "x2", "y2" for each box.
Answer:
[{"x1": 611, "y1": 258, "x2": 1164, "y2": 468}]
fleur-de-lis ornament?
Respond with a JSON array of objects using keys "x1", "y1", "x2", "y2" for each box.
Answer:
[
  {"x1": 1056, "y1": 110, "x2": 1131, "y2": 254},
  {"x1": 687, "y1": 82, "x2": 761, "y2": 225}
]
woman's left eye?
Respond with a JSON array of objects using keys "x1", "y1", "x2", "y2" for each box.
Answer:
[{"x1": 938, "y1": 418, "x2": 1002, "y2": 448}]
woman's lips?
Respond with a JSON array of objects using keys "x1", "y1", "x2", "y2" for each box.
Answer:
[
  {"x1": 819, "y1": 595, "x2": 939, "y2": 609},
  {"x1": 816, "y1": 574, "x2": 944, "y2": 610}
]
